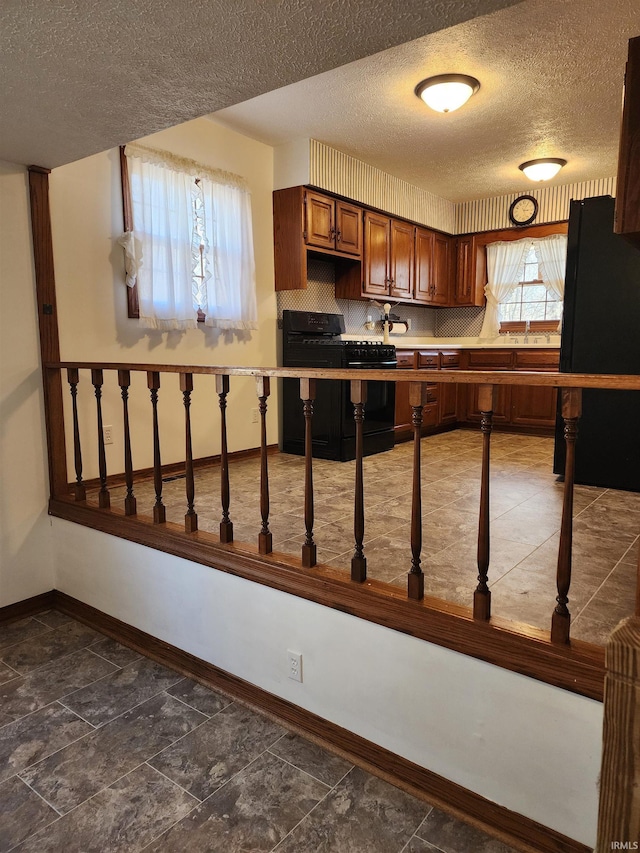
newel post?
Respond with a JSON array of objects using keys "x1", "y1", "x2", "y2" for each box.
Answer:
[{"x1": 595, "y1": 614, "x2": 640, "y2": 850}]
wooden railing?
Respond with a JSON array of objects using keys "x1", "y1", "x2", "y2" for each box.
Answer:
[{"x1": 44, "y1": 361, "x2": 640, "y2": 700}]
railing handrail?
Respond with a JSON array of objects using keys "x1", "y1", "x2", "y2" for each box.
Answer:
[{"x1": 46, "y1": 362, "x2": 640, "y2": 391}]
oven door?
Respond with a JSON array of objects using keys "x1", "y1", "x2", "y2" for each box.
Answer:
[{"x1": 342, "y1": 359, "x2": 396, "y2": 438}]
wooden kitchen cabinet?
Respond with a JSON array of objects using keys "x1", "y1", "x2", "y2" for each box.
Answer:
[
  {"x1": 414, "y1": 227, "x2": 452, "y2": 305},
  {"x1": 454, "y1": 235, "x2": 486, "y2": 307},
  {"x1": 460, "y1": 348, "x2": 559, "y2": 432},
  {"x1": 305, "y1": 190, "x2": 363, "y2": 256},
  {"x1": 274, "y1": 186, "x2": 362, "y2": 292},
  {"x1": 615, "y1": 35, "x2": 640, "y2": 247},
  {"x1": 363, "y1": 212, "x2": 415, "y2": 299},
  {"x1": 510, "y1": 349, "x2": 559, "y2": 429},
  {"x1": 363, "y1": 211, "x2": 391, "y2": 297}
]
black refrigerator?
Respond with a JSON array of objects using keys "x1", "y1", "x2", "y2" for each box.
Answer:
[{"x1": 553, "y1": 195, "x2": 640, "y2": 491}]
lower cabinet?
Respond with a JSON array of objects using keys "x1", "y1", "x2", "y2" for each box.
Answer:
[
  {"x1": 393, "y1": 348, "x2": 559, "y2": 440},
  {"x1": 460, "y1": 348, "x2": 559, "y2": 432}
]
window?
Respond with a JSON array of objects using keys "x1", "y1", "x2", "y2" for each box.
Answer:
[
  {"x1": 119, "y1": 143, "x2": 257, "y2": 332},
  {"x1": 499, "y1": 243, "x2": 563, "y2": 332},
  {"x1": 479, "y1": 232, "x2": 567, "y2": 339}
]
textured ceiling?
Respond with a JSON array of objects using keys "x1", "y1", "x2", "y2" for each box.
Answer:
[
  {"x1": 213, "y1": 0, "x2": 640, "y2": 201},
  {"x1": 0, "y1": 0, "x2": 524, "y2": 169}
]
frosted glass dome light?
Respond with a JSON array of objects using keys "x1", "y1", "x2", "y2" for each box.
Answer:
[
  {"x1": 415, "y1": 74, "x2": 480, "y2": 113},
  {"x1": 519, "y1": 158, "x2": 567, "y2": 182}
]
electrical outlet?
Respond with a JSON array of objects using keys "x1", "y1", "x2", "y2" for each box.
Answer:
[
  {"x1": 251, "y1": 408, "x2": 259, "y2": 423},
  {"x1": 103, "y1": 425, "x2": 113, "y2": 445},
  {"x1": 287, "y1": 650, "x2": 303, "y2": 683}
]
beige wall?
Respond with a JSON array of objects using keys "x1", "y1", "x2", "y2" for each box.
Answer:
[
  {"x1": 0, "y1": 163, "x2": 54, "y2": 606},
  {"x1": 49, "y1": 117, "x2": 277, "y2": 480}
]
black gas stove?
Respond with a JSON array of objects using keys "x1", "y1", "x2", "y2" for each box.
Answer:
[{"x1": 281, "y1": 310, "x2": 396, "y2": 461}]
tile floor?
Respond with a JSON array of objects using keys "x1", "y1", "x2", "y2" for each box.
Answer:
[
  {"x1": 0, "y1": 610, "x2": 519, "y2": 852},
  {"x1": 97, "y1": 430, "x2": 639, "y2": 647}
]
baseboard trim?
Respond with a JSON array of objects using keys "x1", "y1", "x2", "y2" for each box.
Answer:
[
  {"x1": 0, "y1": 591, "x2": 55, "y2": 624},
  {"x1": 48, "y1": 589, "x2": 589, "y2": 853}
]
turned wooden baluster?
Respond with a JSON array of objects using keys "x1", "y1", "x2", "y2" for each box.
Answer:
[
  {"x1": 474, "y1": 384, "x2": 495, "y2": 620},
  {"x1": 147, "y1": 371, "x2": 166, "y2": 524},
  {"x1": 216, "y1": 374, "x2": 233, "y2": 543},
  {"x1": 67, "y1": 368, "x2": 86, "y2": 501},
  {"x1": 118, "y1": 369, "x2": 136, "y2": 516},
  {"x1": 300, "y1": 378, "x2": 317, "y2": 568},
  {"x1": 408, "y1": 382, "x2": 428, "y2": 601},
  {"x1": 256, "y1": 376, "x2": 272, "y2": 554},
  {"x1": 181, "y1": 373, "x2": 198, "y2": 533},
  {"x1": 91, "y1": 368, "x2": 110, "y2": 508},
  {"x1": 551, "y1": 388, "x2": 582, "y2": 644},
  {"x1": 351, "y1": 379, "x2": 367, "y2": 583}
]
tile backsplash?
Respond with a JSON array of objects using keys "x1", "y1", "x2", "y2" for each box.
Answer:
[{"x1": 276, "y1": 259, "x2": 486, "y2": 338}]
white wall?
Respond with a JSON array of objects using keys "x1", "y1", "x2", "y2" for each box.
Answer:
[
  {"x1": 53, "y1": 518, "x2": 601, "y2": 847},
  {"x1": 49, "y1": 117, "x2": 278, "y2": 479},
  {"x1": 0, "y1": 163, "x2": 54, "y2": 606}
]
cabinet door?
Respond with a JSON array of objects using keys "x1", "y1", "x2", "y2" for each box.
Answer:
[
  {"x1": 390, "y1": 219, "x2": 414, "y2": 299},
  {"x1": 439, "y1": 382, "x2": 458, "y2": 425},
  {"x1": 305, "y1": 191, "x2": 335, "y2": 251},
  {"x1": 466, "y1": 384, "x2": 511, "y2": 423},
  {"x1": 454, "y1": 236, "x2": 474, "y2": 305},
  {"x1": 510, "y1": 386, "x2": 558, "y2": 429},
  {"x1": 432, "y1": 234, "x2": 452, "y2": 305},
  {"x1": 336, "y1": 201, "x2": 362, "y2": 256},
  {"x1": 414, "y1": 227, "x2": 434, "y2": 303},
  {"x1": 363, "y1": 212, "x2": 391, "y2": 297}
]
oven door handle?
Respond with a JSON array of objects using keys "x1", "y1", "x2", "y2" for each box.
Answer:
[{"x1": 347, "y1": 360, "x2": 398, "y2": 367}]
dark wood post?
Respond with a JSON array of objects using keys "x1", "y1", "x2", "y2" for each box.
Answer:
[
  {"x1": 66, "y1": 368, "x2": 86, "y2": 501},
  {"x1": 256, "y1": 376, "x2": 272, "y2": 555},
  {"x1": 351, "y1": 379, "x2": 367, "y2": 583},
  {"x1": 474, "y1": 384, "x2": 495, "y2": 621},
  {"x1": 551, "y1": 388, "x2": 582, "y2": 645},
  {"x1": 28, "y1": 167, "x2": 68, "y2": 498},
  {"x1": 300, "y1": 377, "x2": 317, "y2": 568},
  {"x1": 216, "y1": 374, "x2": 233, "y2": 543},
  {"x1": 181, "y1": 373, "x2": 198, "y2": 533},
  {"x1": 595, "y1": 615, "x2": 640, "y2": 850},
  {"x1": 90, "y1": 368, "x2": 110, "y2": 509},
  {"x1": 147, "y1": 371, "x2": 166, "y2": 524},
  {"x1": 408, "y1": 382, "x2": 428, "y2": 601},
  {"x1": 118, "y1": 369, "x2": 136, "y2": 516}
]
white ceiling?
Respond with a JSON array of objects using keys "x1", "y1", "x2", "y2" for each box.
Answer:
[
  {"x1": 213, "y1": 0, "x2": 640, "y2": 202},
  {"x1": 0, "y1": 0, "x2": 523, "y2": 169}
]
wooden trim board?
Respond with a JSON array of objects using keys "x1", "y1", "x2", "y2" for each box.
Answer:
[
  {"x1": 9, "y1": 590, "x2": 583, "y2": 853},
  {"x1": 0, "y1": 591, "x2": 56, "y2": 624},
  {"x1": 48, "y1": 497, "x2": 605, "y2": 701}
]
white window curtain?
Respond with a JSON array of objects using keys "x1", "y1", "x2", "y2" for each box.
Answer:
[
  {"x1": 478, "y1": 239, "x2": 530, "y2": 339},
  {"x1": 119, "y1": 143, "x2": 257, "y2": 331},
  {"x1": 200, "y1": 178, "x2": 257, "y2": 330},
  {"x1": 533, "y1": 234, "x2": 567, "y2": 330}
]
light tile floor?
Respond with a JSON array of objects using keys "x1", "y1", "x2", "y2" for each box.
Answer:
[
  {"x1": 0, "y1": 611, "x2": 519, "y2": 852},
  {"x1": 98, "y1": 430, "x2": 639, "y2": 646}
]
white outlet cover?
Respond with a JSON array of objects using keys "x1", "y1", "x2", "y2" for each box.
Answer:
[{"x1": 287, "y1": 650, "x2": 303, "y2": 682}]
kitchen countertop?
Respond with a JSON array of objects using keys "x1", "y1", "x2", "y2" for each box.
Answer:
[{"x1": 341, "y1": 335, "x2": 561, "y2": 349}]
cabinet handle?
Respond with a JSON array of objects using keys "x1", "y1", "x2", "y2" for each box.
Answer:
[
  {"x1": 336, "y1": 230, "x2": 342, "y2": 242},
  {"x1": 329, "y1": 227, "x2": 336, "y2": 238}
]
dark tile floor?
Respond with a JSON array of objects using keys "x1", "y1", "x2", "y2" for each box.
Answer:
[
  {"x1": 98, "y1": 430, "x2": 639, "y2": 646},
  {"x1": 0, "y1": 611, "x2": 519, "y2": 852}
]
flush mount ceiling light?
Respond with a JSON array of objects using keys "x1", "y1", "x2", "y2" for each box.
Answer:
[
  {"x1": 519, "y1": 158, "x2": 567, "y2": 182},
  {"x1": 415, "y1": 74, "x2": 480, "y2": 113}
]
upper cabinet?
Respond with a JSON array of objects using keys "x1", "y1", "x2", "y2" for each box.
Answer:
[
  {"x1": 362, "y1": 213, "x2": 415, "y2": 299},
  {"x1": 414, "y1": 227, "x2": 453, "y2": 305},
  {"x1": 305, "y1": 190, "x2": 363, "y2": 256},
  {"x1": 454, "y1": 236, "x2": 486, "y2": 307},
  {"x1": 615, "y1": 36, "x2": 640, "y2": 247}
]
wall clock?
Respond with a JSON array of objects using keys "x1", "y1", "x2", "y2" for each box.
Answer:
[{"x1": 509, "y1": 194, "x2": 538, "y2": 227}]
